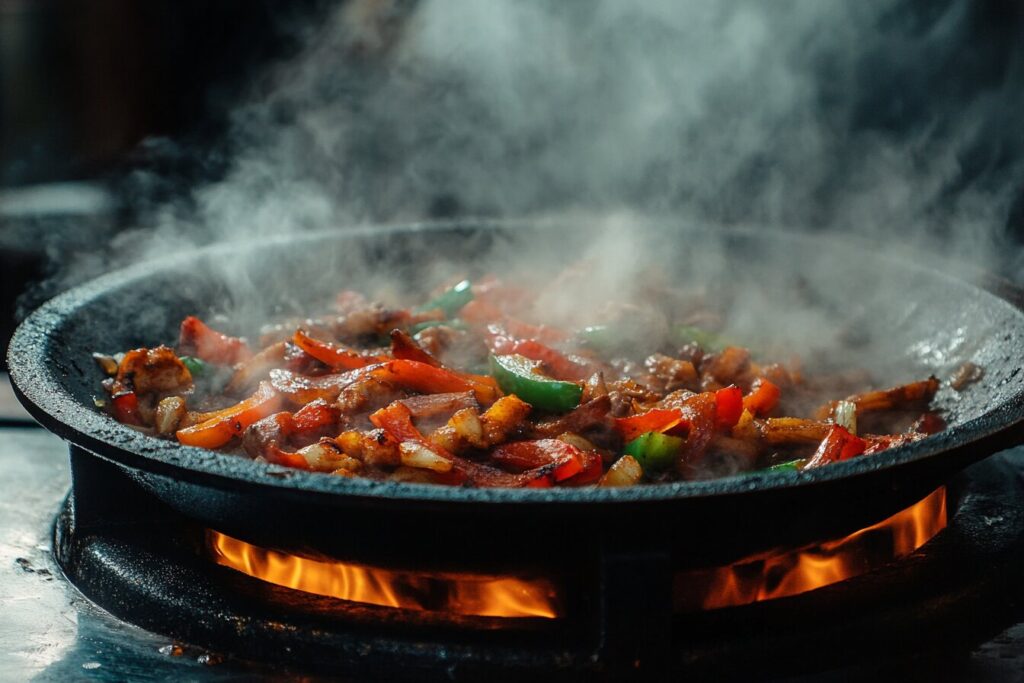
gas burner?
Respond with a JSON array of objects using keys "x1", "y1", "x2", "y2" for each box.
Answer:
[{"x1": 53, "y1": 445, "x2": 1024, "y2": 680}]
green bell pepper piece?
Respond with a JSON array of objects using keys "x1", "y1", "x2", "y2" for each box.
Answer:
[
  {"x1": 673, "y1": 325, "x2": 728, "y2": 350},
  {"x1": 180, "y1": 356, "x2": 208, "y2": 377},
  {"x1": 767, "y1": 458, "x2": 805, "y2": 472},
  {"x1": 577, "y1": 325, "x2": 626, "y2": 353},
  {"x1": 416, "y1": 280, "x2": 473, "y2": 318},
  {"x1": 489, "y1": 353, "x2": 582, "y2": 413},
  {"x1": 409, "y1": 318, "x2": 468, "y2": 336},
  {"x1": 623, "y1": 431, "x2": 683, "y2": 473}
]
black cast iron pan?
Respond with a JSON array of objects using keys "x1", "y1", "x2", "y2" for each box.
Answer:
[{"x1": 8, "y1": 221, "x2": 1024, "y2": 572}]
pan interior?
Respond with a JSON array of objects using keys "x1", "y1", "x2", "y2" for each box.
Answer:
[{"x1": 11, "y1": 221, "x2": 1024, "y2": 499}]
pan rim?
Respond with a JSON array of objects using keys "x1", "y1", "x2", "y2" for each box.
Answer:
[{"x1": 8, "y1": 219, "x2": 1024, "y2": 505}]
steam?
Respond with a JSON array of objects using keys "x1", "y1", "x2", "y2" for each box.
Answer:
[
  {"x1": 165, "y1": 0, "x2": 1021, "y2": 263},
  {"x1": 11, "y1": 0, "x2": 1024, "y2": 488},
  {"x1": 21, "y1": 0, "x2": 1024, "y2": 363}
]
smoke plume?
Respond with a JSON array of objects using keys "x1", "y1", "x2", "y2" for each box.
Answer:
[
  {"x1": 19, "y1": 0, "x2": 1024, "y2": 345},
  {"x1": 154, "y1": 0, "x2": 1020, "y2": 269}
]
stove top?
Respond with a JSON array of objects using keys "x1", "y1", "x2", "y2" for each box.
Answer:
[
  {"x1": 0, "y1": 427, "x2": 330, "y2": 681},
  {"x1": 5, "y1": 422, "x2": 1024, "y2": 681}
]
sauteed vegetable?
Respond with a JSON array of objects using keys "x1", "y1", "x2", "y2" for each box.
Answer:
[{"x1": 91, "y1": 276, "x2": 966, "y2": 488}]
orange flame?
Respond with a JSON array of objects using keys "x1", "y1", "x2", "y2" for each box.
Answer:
[
  {"x1": 207, "y1": 530, "x2": 560, "y2": 619},
  {"x1": 677, "y1": 486, "x2": 947, "y2": 611}
]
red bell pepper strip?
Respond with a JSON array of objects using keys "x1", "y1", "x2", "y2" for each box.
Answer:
[
  {"x1": 176, "y1": 382, "x2": 281, "y2": 449},
  {"x1": 459, "y1": 460, "x2": 558, "y2": 488},
  {"x1": 805, "y1": 425, "x2": 867, "y2": 469},
  {"x1": 743, "y1": 379, "x2": 781, "y2": 416},
  {"x1": 265, "y1": 444, "x2": 311, "y2": 470},
  {"x1": 283, "y1": 342, "x2": 324, "y2": 374},
  {"x1": 508, "y1": 339, "x2": 590, "y2": 382},
  {"x1": 269, "y1": 364, "x2": 384, "y2": 404},
  {"x1": 179, "y1": 316, "x2": 252, "y2": 365},
  {"x1": 559, "y1": 450, "x2": 604, "y2": 486},
  {"x1": 370, "y1": 402, "x2": 563, "y2": 488},
  {"x1": 676, "y1": 392, "x2": 717, "y2": 468},
  {"x1": 291, "y1": 399, "x2": 340, "y2": 435},
  {"x1": 714, "y1": 386, "x2": 744, "y2": 429},
  {"x1": 490, "y1": 439, "x2": 585, "y2": 481},
  {"x1": 615, "y1": 408, "x2": 687, "y2": 442},
  {"x1": 483, "y1": 323, "x2": 588, "y2": 380},
  {"x1": 373, "y1": 359, "x2": 500, "y2": 404},
  {"x1": 292, "y1": 329, "x2": 378, "y2": 370},
  {"x1": 111, "y1": 390, "x2": 142, "y2": 425},
  {"x1": 911, "y1": 412, "x2": 946, "y2": 435},
  {"x1": 370, "y1": 401, "x2": 454, "y2": 458},
  {"x1": 369, "y1": 402, "x2": 473, "y2": 486},
  {"x1": 861, "y1": 432, "x2": 927, "y2": 455},
  {"x1": 389, "y1": 329, "x2": 442, "y2": 366},
  {"x1": 461, "y1": 300, "x2": 569, "y2": 344}
]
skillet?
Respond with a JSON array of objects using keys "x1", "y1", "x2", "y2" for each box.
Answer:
[{"x1": 8, "y1": 221, "x2": 1024, "y2": 572}]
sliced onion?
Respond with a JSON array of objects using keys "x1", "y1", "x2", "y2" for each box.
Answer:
[
  {"x1": 298, "y1": 441, "x2": 347, "y2": 471},
  {"x1": 599, "y1": 455, "x2": 643, "y2": 487},
  {"x1": 399, "y1": 442, "x2": 453, "y2": 472},
  {"x1": 155, "y1": 396, "x2": 186, "y2": 435},
  {"x1": 833, "y1": 400, "x2": 857, "y2": 435}
]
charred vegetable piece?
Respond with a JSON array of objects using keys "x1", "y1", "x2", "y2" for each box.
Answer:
[
  {"x1": 490, "y1": 439, "x2": 585, "y2": 482},
  {"x1": 816, "y1": 377, "x2": 940, "y2": 420},
  {"x1": 176, "y1": 382, "x2": 281, "y2": 449},
  {"x1": 804, "y1": 425, "x2": 866, "y2": 469},
  {"x1": 269, "y1": 365, "x2": 383, "y2": 404},
  {"x1": 291, "y1": 399, "x2": 341, "y2": 436},
  {"x1": 759, "y1": 417, "x2": 832, "y2": 445},
  {"x1": 615, "y1": 408, "x2": 686, "y2": 442},
  {"x1": 416, "y1": 280, "x2": 473, "y2": 318},
  {"x1": 370, "y1": 401, "x2": 454, "y2": 460},
  {"x1": 390, "y1": 329, "x2": 441, "y2": 366},
  {"x1": 293, "y1": 329, "x2": 377, "y2": 370},
  {"x1": 624, "y1": 431, "x2": 683, "y2": 473},
  {"x1": 117, "y1": 346, "x2": 193, "y2": 395},
  {"x1": 179, "y1": 316, "x2": 252, "y2": 365},
  {"x1": 374, "y1": 359, "x2": 499, "y2": 404},
  {"x1": 489, "y1": 354, "x2": 582, "y2": 412}
]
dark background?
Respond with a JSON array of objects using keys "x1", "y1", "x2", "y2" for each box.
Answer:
[
  {"x1": 0, "y1": 0, "x2": 330, "y2": 370},
  {"x1": 1, "y1": 0, "x2": 1023, "y2": 370}
]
